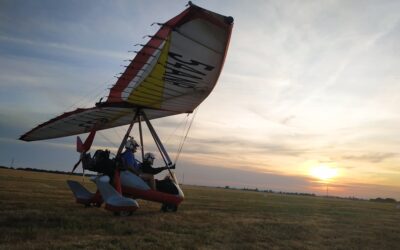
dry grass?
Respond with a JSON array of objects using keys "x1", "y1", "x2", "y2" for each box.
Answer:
[{"x1": 0, "y1": 168, "x2": 399, "y2": 249}]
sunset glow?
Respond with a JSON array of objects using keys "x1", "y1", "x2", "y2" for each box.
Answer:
[
  {"x1": 1, "y1": 1, "x2": 400, "y2": 200},
  {"x1": 310, "y1": 165, "x2": 338, "y2": 181}
]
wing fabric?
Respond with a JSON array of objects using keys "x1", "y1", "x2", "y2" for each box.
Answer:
[
  {"x1": 20, "y1": 3, "x2": 233, "y2": 142},
  {"x1": 20, "y1": 107, "x2": 179, "y2": 141},
  {"x1": 107, "y1": 3, "x2": 233, "y2": 112}
]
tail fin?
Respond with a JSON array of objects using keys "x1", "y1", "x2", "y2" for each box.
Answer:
[
  {"x1": 76, "y1": 128, "x2": 97, "y2": 153},
  {"x1": 67, "y1": 180, "x2": 94, "y2": 204},
  {"x1": 73, "y1": 127, "x2": 97, "y2": 173},
  {"x1": 76, "y1": 136, "x2": 84, "y2": 153}
]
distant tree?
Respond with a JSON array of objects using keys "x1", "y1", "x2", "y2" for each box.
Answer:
[{"x1": 370, "y1": 197, "x2": 397, "y2": 203}]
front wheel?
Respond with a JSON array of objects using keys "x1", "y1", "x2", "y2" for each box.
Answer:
[{"x1": 161, "y1": 203, "x2": 178, "y2": 212}]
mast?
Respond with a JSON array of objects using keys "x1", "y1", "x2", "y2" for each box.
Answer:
[
  {"x1": 139, "y1": 110, "x2": 175, "y2": 177},
  {"x1": 138, "y1": 114, "x2": 145, "y2": 161}
]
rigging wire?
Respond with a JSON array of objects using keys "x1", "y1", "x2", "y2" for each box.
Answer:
[
  {"x1": 65, "y1": 77, "x2": 114, "y2": 111},
  {"x1": 165, "y1": 114, "x2": 191, "y2": 144},
  {"x1": 116, "y1": 126, "x2": 124, "y2": 139},
  {"x1": 174, "y1": 108, "x2": 198, "y2": 164},
  {"x1": 112, "y1": 126, "x2": 123, "y2": 143},
  {"x1": 173, "y1": 115, "x2": 190, "y2": 162},
  {"x1": 97, "y1": 131, "x2": 118, "y2": 149}
]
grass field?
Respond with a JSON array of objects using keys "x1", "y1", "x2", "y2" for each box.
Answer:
[{"x1": 0, "y1": 168, "x2": 399, "y2": 249}]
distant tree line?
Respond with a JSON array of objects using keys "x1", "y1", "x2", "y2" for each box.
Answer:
[
  {"x1": 221, "y1": 185, "x2": 316, "y2": 197},
  {"x1": 370, "y1": 197, "x2": 397, "y2": 203},
  {"x1": 0, "y1": 165, "x2": 94, "y2": 176},
  {"x1": 221, "y1": 185, "x2": 399, "y2": 202}
]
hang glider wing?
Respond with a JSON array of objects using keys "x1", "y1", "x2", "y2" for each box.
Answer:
[
  {"x1": 20, "y1": 3, "x2": 233, "y2": 141},
  {"x1": 20, "y1": 106, "x2": 178, "y2": 141}
]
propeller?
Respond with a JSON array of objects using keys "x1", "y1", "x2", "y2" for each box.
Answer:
[{"x1": 71, "y1": 129, "x2": 96, "y2": 173}]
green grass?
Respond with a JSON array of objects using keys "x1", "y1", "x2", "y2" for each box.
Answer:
[{"x1": 0, "y1": 168, "x2": 399, "y2": 249}]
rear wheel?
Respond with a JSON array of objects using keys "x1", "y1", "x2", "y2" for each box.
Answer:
[
  {"x1": 161, "y1": 203, "x2": 178, "y2": 212},
  {"x1": 93, "y1": 202, "x2": 102, "y2": 207},
  {"x1": 84, "y1": 202, "x2": 102, "y2": 208},
  {"x1": 113, "y1": 211, "x2": 133, "y2": 217}
]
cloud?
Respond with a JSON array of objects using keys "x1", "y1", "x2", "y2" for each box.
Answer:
[
  {"x1": 328, "y1": 181, "x2": 400, "y2": 200},
  {"x1": 174, "y1": 158, "x2": 315, "y2": 193},
  {"x1": 343, "y1": 153, "x2": 398, "y2": 163},
  {"x1": 0, "y1": 137, "x2": 76, "y2": 170},
  {"x1": 1, "y1": 0, "x2": 400, "y2": 200},
  {"x1": 179, "y1": 135, "x2": 310, "y2": 158},
  {"x1": 175, "y1": 157, "x2": 400, "y2": 199},
  {"x1": 0, "y1": 35, "x2": 127, "y2": 60}
]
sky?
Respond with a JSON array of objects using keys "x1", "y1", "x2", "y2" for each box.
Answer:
[{"x1": 1, "y1": 0, "x2": 399, "y2": 199}]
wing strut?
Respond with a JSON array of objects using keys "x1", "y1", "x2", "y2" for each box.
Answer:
[
  {"x1": 116, "y1": 110, "x2": 174, "y2": 176},
  {"x1": 116, "y1": 109, "x2": 141, "y2": 157},
  {"x1": 141, "y1": 111, "x2": 173, "y2": 167}
]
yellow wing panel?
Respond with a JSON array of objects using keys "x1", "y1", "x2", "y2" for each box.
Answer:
[{"x1": 127, "y1": 37, "x2": 171, "y2": 108}]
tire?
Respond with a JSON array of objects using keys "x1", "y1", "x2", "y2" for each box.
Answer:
[
  {"x1": 93, "y1": 202, "x2": 102, "y2": 208},
  {"x1": 85, "y1": 202, "x2": 102, "y2": 208},
  {"x1": 113, "y1": 211, "x2": 133, "y2": 217},
  {"x1": 161, "y1": 203, "x2": 178, "y2": 212}
]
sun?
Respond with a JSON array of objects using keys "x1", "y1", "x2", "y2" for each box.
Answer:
[{"x1": 310, "y1": 165, "x2": 338, "y2": 181}]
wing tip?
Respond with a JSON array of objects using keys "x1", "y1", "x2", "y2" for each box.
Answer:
[
  {"x1": 188, "y1": 1, "x2": 234, "y2": 25},
  {"x1": 225, "y1": 16, "x2": 234, "y2": 25},
  {"x1": 19, "y1": 134, "x2": 28, "y2": 141}
]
